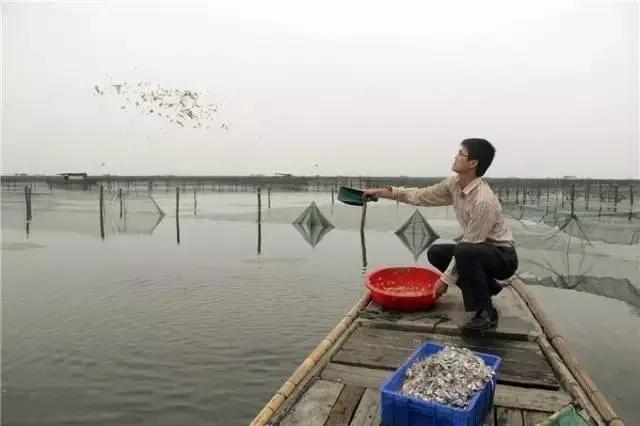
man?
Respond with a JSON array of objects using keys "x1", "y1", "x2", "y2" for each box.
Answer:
[{"x1": 364, "y1": 138, "x2": 518, "y2": 331}]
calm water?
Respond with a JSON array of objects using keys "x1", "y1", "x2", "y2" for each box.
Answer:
[{"x1": 2, "y1": 189, "x2": 639, "y2": 425}]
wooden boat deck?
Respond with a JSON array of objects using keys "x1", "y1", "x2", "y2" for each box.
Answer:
[{"x1": 252, "y1": 279, "x2": 623, "y2": 426}]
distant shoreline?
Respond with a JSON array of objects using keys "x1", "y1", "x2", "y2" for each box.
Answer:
[{"x1": 1, "y1": 174, "x2": 638, "y2": 183}]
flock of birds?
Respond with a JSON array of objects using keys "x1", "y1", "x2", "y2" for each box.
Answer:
[{"x1": 93, "y1": 78, "x2": 230, "y2": 131}]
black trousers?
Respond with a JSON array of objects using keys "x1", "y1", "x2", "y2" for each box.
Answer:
[{"x1": 427, "y1": 243, "x2": 518, "y2": 312}]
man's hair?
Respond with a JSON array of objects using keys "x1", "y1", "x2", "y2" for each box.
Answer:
[{"x1": 461, "y1": 138, "x2": 495, "y2": 177}]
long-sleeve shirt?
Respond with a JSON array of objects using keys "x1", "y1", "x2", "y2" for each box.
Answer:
[{"x1": 391, "y1": 176, "x2": 514, "y2": 286}]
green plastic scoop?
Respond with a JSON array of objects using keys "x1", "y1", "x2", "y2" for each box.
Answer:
[{"x1": 337, "y1": 186, "x2": 378, "y2": 206}]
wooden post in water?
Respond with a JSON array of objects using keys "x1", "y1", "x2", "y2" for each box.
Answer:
[
  {"x1": 24, "y1": 186, "x2": 32, "y2": 221},
  {"x1": 561, "y1": 182, "x2": 565, "y2": 209},
  {"x1": 268, "y1": 186, "x2": 271, "y2": 209},
  {"x1": 194, "y1": 188, "x2": 197, "y2": 216},
  {"x1": 257, "y1": 187, "x2": 262, "y2": 222},
  {"x1": 257, "y1": 188, "x2": 262, "y2": 254},
  {"x1": 546, "y1": 186, "x2": 550, "y2": 214},
  {"x1": 99, "y1": 185, "x2": 105, "y2": 240},
  {"x1": 629, "y1": 185, "x2": 634, "y2": 221},
  {"x1": 360, "y1": 227, "x2": 367, "y2": 269},
  {"x1": 176, "y1": 187, "x2": 180, "y2": 244},
  {"x1": 598, "y1": 183, "x2": 604, "y2": 219},
  {"x1": 585, "y1": 183, "x2": 590, "y2": 210},
  {"x1": 331, "y1": 187, "x2": 335, "y2": 207},
  {"x1": 360, "y1": 198, "x2": 367, "y2": 233},
  {"x1": 119, "y1": 188, "x2": 123, "y2": 218},
  {"x1": 570, "y1": 184, "x2": 575, "y2": 216},
  {"x1": 613, "y1": 184, "x2": 618, "y2": 212}
]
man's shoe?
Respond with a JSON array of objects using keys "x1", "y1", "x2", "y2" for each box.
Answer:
[{"x1": 463, "y1": 307, "x2": 498, "y2": 331}]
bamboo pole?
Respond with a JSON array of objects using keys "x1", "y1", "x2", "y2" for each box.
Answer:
[
  {"x1": 250, "y1": 292, "x2": 371, "y2": 426},
  {"x1": 510, "y1": 278, "x2": 622, "y2": 425},
  {"x1": 536, "y1": 335, "x2": 604, "y2": 426}
]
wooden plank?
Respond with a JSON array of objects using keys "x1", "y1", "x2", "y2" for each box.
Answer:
[
  {"x1": 332, "y1": 344, "x2": 559, "y2": 389},
  {"x1": 358, "y1": 317, "x2": 537, "y2": 342},
  {"x1": 350, "y1": 388, "x2": 380, "y2": 426},
  {"x1": 321, "y1": 363, "x2": 391, "y2": 389},
  {"x1": 494, "y1": 385, "x2": 572, "y2": 413},
  {"x1": 523, "y1": 410, "x2": 551, "y2": 426},
  {"x1": 322, "y1": 363, "x2": 571, "y2": 415},
  {"x1": 363, "y1": 285, "x2": 539, "y2": 340},
  {"x1": 484, "y1": 407, "x2": 495, "y2": 426},
  {"x1": 280, "y1": 380, "x2": 343, "y2": 426},
  {"x1": 325, "y1": 385, "x2": 365, "y2": 426},
  {"x1": 496, "y1": 407, "x2": 524, "y2": 426},
  {"x1": 345, "y1": 332, "x2": 545, "y2": 366},
  {"x1": 338, "y1": 327, "x2": 557, "y2": 389},
  {"x1": 351, "y1": 324, "x2": 541, "y2": 352}
]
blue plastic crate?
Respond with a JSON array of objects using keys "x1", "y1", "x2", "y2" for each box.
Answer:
[{"x1": 381, "y1": 341, "x2": 502, "y2": 426}]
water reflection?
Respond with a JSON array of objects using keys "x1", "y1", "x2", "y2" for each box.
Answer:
[
  {"x1": 395, "y1": 210, "x2": 440, "y2": 260},
  {"x1": 360, "y1": 228, "x2": 367, "y2": 270},
  {"x1": 522, "y1": 275, "x2": 640, "y2": 312}
]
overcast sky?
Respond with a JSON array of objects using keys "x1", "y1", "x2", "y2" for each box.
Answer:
[{"x1": 1, "y1": 0, "x2": 638, "y2": 178}]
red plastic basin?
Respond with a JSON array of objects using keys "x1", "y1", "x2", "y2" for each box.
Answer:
[{"x1": 364, "y1": 267, "x2": 441, "y2": 311}]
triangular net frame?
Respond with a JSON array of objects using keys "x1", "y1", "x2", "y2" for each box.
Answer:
[
  {"x1": 292, "y1": 201, "x2": 334, "y2": 247},
  {"x1": 395, "y1": 209, "x2": 440, "y2": 260}
]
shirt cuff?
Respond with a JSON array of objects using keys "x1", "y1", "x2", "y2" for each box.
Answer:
[
  {"x1": 440, "y1": 272, "x2": 457, "y2": 286},
  {"x1": 390, "y1": 186, "x2": 400, "y2": 200},
  {"x1": 441, "y1": 258, "x2": 458, "y2": 286}
]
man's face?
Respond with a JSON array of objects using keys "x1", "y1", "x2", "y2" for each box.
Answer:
[{"x1": 451, "y1": 146, "x2": 477, "y2": 174}]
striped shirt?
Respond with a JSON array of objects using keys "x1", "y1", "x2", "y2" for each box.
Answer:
[{"x1": 391, "y1": 176, "x2": 514, "y2": 286}]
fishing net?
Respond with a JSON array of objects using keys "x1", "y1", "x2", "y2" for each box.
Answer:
[
  {"x1": 395, "y1": 209, "x2": 440, "y2": 261},
  {"x1": 103, "y1": 191, "x2": 165, "y2": 235},
  {"x1": 499, "y1": 182, "x2": 640, "y2": 246},
  {"x1": 292, "y1": 201, "x2": 334, "y2": 247}
]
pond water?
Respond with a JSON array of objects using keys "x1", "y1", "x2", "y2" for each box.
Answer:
[{"x1": 2, "y1": 189, "x2": 639, "y2": 425}]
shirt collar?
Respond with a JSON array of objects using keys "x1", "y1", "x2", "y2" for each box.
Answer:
[{"x1": 459, "y1": 176, "x2": 482, "y2": 195}]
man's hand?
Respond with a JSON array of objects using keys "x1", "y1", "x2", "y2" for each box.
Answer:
[
  {"x1": 364, "y1": 187, "x2": 393, "y2": 200},
  {"x1": 433, "y1": 277, "x2": 449, "y2": 299},
  {"x1": 363, "y1": 188, "x2": 380, "y2": 199}
]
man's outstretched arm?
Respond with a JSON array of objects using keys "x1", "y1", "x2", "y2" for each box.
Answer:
[{"x1": 364, "y1": 177, "x2": 453, "y2": 207}]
